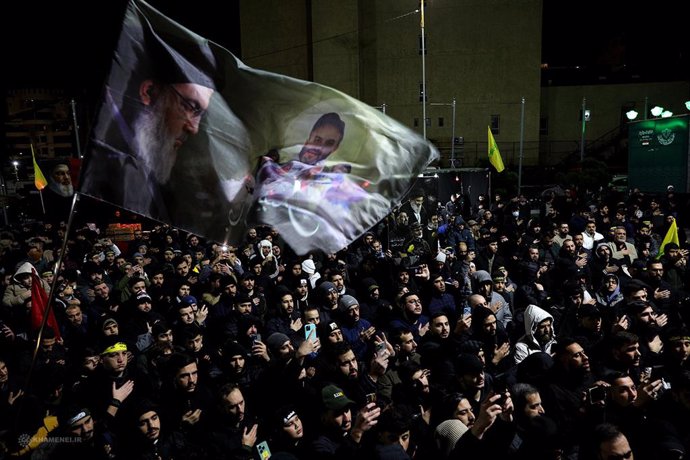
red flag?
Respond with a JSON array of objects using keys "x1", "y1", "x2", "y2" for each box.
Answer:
[{"x1": 30, "y1": 272, "x2": 60, "y2": 340}]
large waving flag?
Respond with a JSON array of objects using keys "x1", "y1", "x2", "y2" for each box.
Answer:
[
  {"x1": 78, "y1": 0, "x2": 438, "y2": 255},
  {"x1": 488, "y1": 126, "x2": 505, "y2": 173},
  {"x1": 657, "y1": 217, "x2": 680, "y2": 259},
  {"x1": 32, "y1": 145, "x2": 48, "y2": 191}
]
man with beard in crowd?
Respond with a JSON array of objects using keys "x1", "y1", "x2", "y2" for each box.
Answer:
[
  {"x1": 122, "y1": 399, "x2": 200, "y2": 460},
  {"x1": 205, "y1": 384, "x2": 259, "y2": 460},
  {"x1": 514, "y1": 304, "x2": 556, "y2": 365},
  {"x1": 159, "y1": 352, "x2": 214, "y2": 443},
  {"x1": 541, "y1": 337, "x2": 598, "y2": 460}
]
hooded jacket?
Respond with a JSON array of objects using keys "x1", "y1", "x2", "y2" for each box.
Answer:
[
  {"x1": 2, "y1": 262, "x2": 51, "y2": 309},
  {"x1": 594, "y1": 273, "x2": 625, "y2": 309},
  {"x1": 472, "y1": 270, "x2": 512, "y2": 329},
  {"x1": 514, "y1": 304, "x2": 556, "y2": 365}
]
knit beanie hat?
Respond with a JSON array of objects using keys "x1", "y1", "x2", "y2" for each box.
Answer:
[
  {"x1": 435, "y1": 419, "x2": 468, "y2": 458},
  {"x1": 266, "y1": 332, "x2": 290, "y2": 353}
]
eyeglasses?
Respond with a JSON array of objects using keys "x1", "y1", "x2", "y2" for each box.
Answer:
[
  {"x1": 607, "y1": 451, "x2": 633, "y2": 460},
  {"x1": 169, "y1": 85, "x2": 207, "y2": 120}
]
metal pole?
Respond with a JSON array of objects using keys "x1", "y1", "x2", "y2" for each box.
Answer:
[
  {"x1": 382, "y1": 103, "x2": 387, "y2": 115},
  {"x1": 70, "y1": 98, "x2": 82, "y2": 158},
  {"x1": 420, "y1": 0, "x2": 427, "y2": 139},
  {"x1": 580, "y1": 97, "x2": 586, "y2": 163},
  {"x1": 518, "y1": 97, "x2": 525, "y2": 195},
  {"x1": 644, "y1": 96, "x2": 648, "y2": 120},
  {"x1": 0, "y1": 173, "x2": 8, "y2": 226},
  {"x1": 451, "y1": 98, "x2": 456, "y2": 164}
]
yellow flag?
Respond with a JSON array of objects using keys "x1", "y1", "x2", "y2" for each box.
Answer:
[
  {"x1": 31, "y1": 145, "x2": 48, "y2": 190},
  {"x1": 488, "y1": 126, "x2": 505, "y2": 173},
  {"x1": 657, "y1": 217, "x2": 680, "y2": 259}
]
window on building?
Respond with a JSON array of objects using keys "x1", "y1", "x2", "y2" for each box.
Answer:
[
  {"x1": 540, "y1": 117, "x2": 549, "y2": 135},
  {"x1": 419, "y1": 83, "x2": 428, "y2": 102},
  {"x1": 490, "y1": 115, "x2": 500, "y2": 134},
  {"x1": 418, "y1": 34, "x2": 428, "y2": 55},
  {"x1": 438, "y1": 117, "x2": 444, "y2": 127}
]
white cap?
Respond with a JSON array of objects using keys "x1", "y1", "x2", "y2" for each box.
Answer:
[{"x1": 302, "y1": 259, "x2": 316, "y2": 274}]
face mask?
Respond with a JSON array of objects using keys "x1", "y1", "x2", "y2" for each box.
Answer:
[{"x1": 512, "y1": 211, "x2": 520, "y2": 218}]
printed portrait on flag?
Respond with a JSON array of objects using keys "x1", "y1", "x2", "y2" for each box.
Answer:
[
  {"x1": 80, "y1": 0, "x2": 438, "y2": 255},
  {"x1": 80, "y1": 5, "x2": 252, "y2": 243},
  {"x1": 28, "y1": 159, "x2": 76, "y2": 223},
  {"x1": 254, "y1": 107, "x2": 390, "y2": 252}
]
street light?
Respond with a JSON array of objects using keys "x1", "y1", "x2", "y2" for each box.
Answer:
[
  {"x1": 580, "y1": 97, "x2": 587, "y2": 163},
  {"x1": 650, "y1": 106, "x2": 664, "y2": 117},
  {"x1": 661, "y1": 110, "x2": 673, "y2": 118},
  {"x1": 625, "y1": 110, "x2": 638, "y2": 121},
  {"x1": 685, "y1": 101, "x2": 690, "y2": 111},
  {"x1": 12, "y1": 161, "x2": 19, "y2": 182}
]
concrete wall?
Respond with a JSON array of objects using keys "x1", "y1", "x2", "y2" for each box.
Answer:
[{"x1": 239, "y1": 1, "x2": 596, "y2": 168}]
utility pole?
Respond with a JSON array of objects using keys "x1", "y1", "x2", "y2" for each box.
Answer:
[
  {"x1": 420, "y1": 0, "x2": 427, "y2": 139},
  {"x1": 580, "y1": 97, "x2": 586, "y2": 163},
  {"x1": 518, "y1": 97, "x2": 525, "y2": 195}
]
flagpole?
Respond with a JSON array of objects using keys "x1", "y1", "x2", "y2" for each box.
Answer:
[
  {"x1": 70, "y1": 98, "x2": 82, "y2": 158},
  {"x1": 580, "y1": 97, "x2": 586, "y2": 163},
  {"x1": 38, "y1": 189, "x2": 45, "y2": 215},
  {"x1": 31, "y1": 144, "x2": 48, "y2": 214},
  {"x1": 21, "y1": 192, "x2": 81, "y2": 393},
  {"x1": 420, "y1": 0, "x2": 427, "y2": 139},
  {"x1": 518, "y1": 97, "x2": 525, "y2": 195}
]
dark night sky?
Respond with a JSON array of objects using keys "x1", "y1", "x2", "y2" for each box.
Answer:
[
  {"x1": 541, "y1": 1, "x2": 689, "y2": 83},
  {"x1": 2, "y1": 1, "x2": 687, "y2": 95},
  {"x1": 2, "y1": 0, "x2": 241, "y2": 95}
]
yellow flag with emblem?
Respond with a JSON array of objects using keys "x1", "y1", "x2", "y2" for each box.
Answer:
[
  {"x1": 657, "y1": 217, "x2": 680, "y2": 259},
  {"x1": 31, "y1": 145, "x2": 48, "y2": 190},
  {"x1": 488, "y1": 126, "x2": 505, "y2": 173}
]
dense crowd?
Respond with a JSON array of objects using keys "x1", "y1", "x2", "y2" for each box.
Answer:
[{"x1": 0, "y1": 184, "x2": 688, "y2": 460}]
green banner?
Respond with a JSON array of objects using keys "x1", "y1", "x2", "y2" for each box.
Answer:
[{"x1": 628, "y1": 115, "x2": 689, "y2": 193}]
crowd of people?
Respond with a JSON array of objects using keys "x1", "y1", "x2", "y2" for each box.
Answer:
[{"x1": 0, "y1": 183, "x2": 688, "y2": 460}]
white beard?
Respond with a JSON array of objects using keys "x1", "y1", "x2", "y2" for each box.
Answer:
[
  {"x1": 134, "y1": 100, "x2": 179, "y2": 184},
  {"x1": 50, "y1": 182, "x2": 74, "y2": 197}
]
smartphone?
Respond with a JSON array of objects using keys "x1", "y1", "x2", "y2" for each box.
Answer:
[
  {"x1": 250, "y1": 333, "x2": 261, "y2": 347},
  {"x1": 587, "y1": 386, "x2": 607, "y2": 404},
  {"x1": 256, "y1": 440, "x2": 271, "y2": 459},
  {"x1": 462, "y1": 305, "x2": 472, "y2": 317},
  {"x1": 493, "y1": 374, "x2": 508, "y2": 406},
  {"x1": 304, "y1": 323, "x2": 316, "y2": 342},
  {"x1": 366, "y1": 392, "x2": 377, "y2": 404}
]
